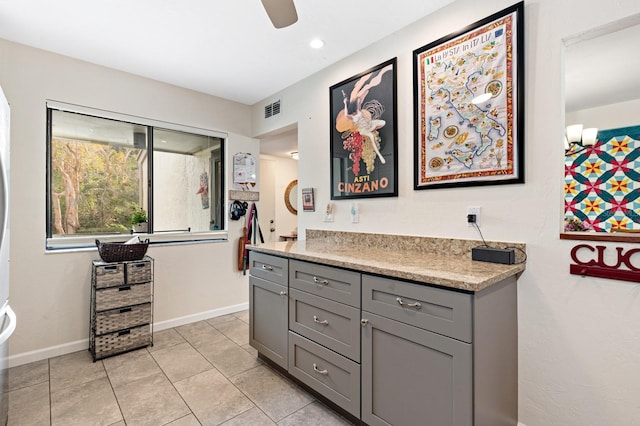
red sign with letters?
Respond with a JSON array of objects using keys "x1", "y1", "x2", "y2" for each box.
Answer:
[{"x1": 570, "y1": 244, "x2": 640, "y2": 283}]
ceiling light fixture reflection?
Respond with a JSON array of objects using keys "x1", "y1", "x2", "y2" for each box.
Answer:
[
  {"x1": 309, "y1": 38, "x2": 324, "y2": 49},
  {"x1": 564, "y1": 124, "x2": 598, "y2": 156}
]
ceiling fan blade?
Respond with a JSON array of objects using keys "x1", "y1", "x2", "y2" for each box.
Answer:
[{"x1": 261, "y1": 0, "x2": 298, "y2": 29}]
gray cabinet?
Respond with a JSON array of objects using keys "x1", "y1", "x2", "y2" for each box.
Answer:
[
  {"x1": 362, "y1": 274, "x2": 518, "y2": 426},
  {"x1": 287, "y1": 260, "x2": 362, "y2": 416},
  {"x1": 249, "y1": 253, "x2": 289, "y2": 369},
  {"x1": 90, "y1": 257, "x2": 153, "y2": 361},
  {"x1": 248, "y1": 251, "x2": 518, "y2": 426},
  {"x1": 361, "y1": 311, "x2": 472, "y2": 426}
]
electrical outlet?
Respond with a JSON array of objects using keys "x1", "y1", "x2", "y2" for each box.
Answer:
[{"x1": 467, "y1": 206, "x2": 481, "y2": 227}]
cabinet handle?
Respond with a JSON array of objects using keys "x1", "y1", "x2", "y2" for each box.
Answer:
[
  {"x1": 119, "y1": 286, "x2": 132, "y2": 292},
  {"x1": 396, "y1": 297, "x2": 422, "y2": 310},
  {"x1": 118, "y1": 330, "x2": 131, "y2": 336},
  {"x1": 312, "y1": 363, "x2": 328, "y2": 375},
  {"x1": 279, "y1": 291, "x2": 287, "y2": 296},
  {"x1": 119, "y1": 307, "x2": 132, "y2": 314},
  {"x1": 312, "y1": 276, "x2": 329, "y2": 285},
  {"x1": 261, "y1": 265, "x2": 274, "y2": 271},
  {"x1": 360, "y1": 319, "x2": 369, "y2": 327},
  {"x1": 313, "y1": 315, "x2": 329, "y2": 325}
]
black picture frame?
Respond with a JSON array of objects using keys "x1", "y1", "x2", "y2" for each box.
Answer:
[
  {"x1": 413, "y1": 2, "x2": 524, "y2": 190},
  {"x1": 330, "y1": 58, "x2": 398, "y2": 200}
]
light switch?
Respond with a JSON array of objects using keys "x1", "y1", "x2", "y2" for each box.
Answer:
[{"x1": 350, "y1": 203, "x2": 359, "y2": 223}]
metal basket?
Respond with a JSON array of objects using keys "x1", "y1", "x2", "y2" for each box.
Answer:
[{"x1": 95, "y1": 239, "x2": 149, "y2": 263}]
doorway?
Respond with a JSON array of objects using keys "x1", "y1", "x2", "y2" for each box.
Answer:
[{"x1": 258, "y1": 126, "x2": 298, "y2": 243}]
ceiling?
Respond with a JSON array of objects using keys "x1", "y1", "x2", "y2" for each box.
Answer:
[{"x1": 0, "y1": 0, "x2": 454, "y2": 106}]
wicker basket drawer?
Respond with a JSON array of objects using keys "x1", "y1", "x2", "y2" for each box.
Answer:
[
  {"x1": 126, "y1": 260, "x2": 152, "y2": 284},
  {"x1": 94, "y1": 324, "x2": 152, "y2": 360},
  {"x1": 94, "y1": 263, "x2": 125, "y2": 289},
  {"x1": 95, "y1": 303, "x2": 152, "y2": 335},
  {"x1": 96, "y1": 283, "x2": 152, "y2": 311}
]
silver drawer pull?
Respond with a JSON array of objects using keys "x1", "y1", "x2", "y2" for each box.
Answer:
[
  {"x1": 312, "y1": 276, "x2": 329, "y2": 285},
  {"x1": 312, "y1": 363, "x2": 328, "y2": 375},
  {"x1": 279, "y1": 291, "x2": 287, "y2": 296},
  {"x1": 313, "y1": 315, "x2": 329, "y2": 325},
  {"x1": 396, "y1": 297, "x2": 422, "y2": 310},
  {"x1": 261, "y1": 265, "x2": 274, "y2": 271},
  {"x1": 360, "y1": 319, "x2": 369, "y2": 327}
]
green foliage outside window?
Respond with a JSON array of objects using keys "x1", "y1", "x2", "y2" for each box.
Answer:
[{"x1": 51, "y1": 139, "x2": 142, "y2": 236}]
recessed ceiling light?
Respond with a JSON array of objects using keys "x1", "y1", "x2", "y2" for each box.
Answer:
[{"x1": 309, "y1": 38, "x2": 324, "y2": 49}]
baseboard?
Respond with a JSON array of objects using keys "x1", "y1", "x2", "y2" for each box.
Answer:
[
  {"x1": 153, "y1": 302, "x2": 248, "y2": 331},
  {"x1": 8, "y1": 338, "x2": 90, "y2": 368},
  {"x1": 8, "y1": 302, "x2": 249, "y2": 368}
]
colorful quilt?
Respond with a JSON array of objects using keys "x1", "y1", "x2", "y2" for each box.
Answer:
[{"x1": 564, "y1": 125, "x2": 640, "y2": 232}]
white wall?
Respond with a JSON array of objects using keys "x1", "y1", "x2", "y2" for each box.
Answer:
[
  {"x1": 275, "y1": 158, "x2": 298, "y2": 237},
  {"x1": 0, "y1": 39, "x2": 259, "y2": 364},
  {"x1": 154, "y1": 150, "x2": 213, "y2": 232},
  {"x1": 258, "y1": 154, "x2": 298, "y2": 241},
  {"x1": 251, "y1": 0, "x2": 640, "y2": 425},
  {"x1": 567, "y1": 98, "x2": 640, "y2": 131}
]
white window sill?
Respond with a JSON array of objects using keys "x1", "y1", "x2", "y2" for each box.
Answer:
[{"x1": 45, "y1": 230, "x2": 228, "y2": 252}]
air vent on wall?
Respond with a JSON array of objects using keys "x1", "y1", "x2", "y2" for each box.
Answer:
[{"x1": 264, "y1": 99, "x2": 281, "y2": 119}]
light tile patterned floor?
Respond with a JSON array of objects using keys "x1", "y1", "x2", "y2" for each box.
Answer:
[{"x1": 7, "y1": 310, "x2": 353, "y2": 425}]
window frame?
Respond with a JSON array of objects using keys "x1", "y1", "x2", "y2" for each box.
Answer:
[{"x1": 45, "y1": 101, "x2": 228, "y2": 250}]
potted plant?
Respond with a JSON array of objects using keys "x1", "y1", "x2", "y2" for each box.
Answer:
[{"x1": 130, "y1": 208, "x2": 148, "y2": 233}]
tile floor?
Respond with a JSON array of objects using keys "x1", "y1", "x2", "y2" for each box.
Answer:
[{"x1": 7, "y1": 310, "x2": 353, "y2": 425}]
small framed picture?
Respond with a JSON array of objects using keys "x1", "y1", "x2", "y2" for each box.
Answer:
[{"x1": 302, "y1": 188, "x2": 315, "y2": 212}]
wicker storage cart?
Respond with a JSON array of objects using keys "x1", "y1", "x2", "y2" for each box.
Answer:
[{"x1": 89, "y1": 256, "x2": 154, "y2": 361}]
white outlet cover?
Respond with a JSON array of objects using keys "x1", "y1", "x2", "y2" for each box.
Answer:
[{"x1": 467, "y1": 206, "x2": 481, "y2": 227}]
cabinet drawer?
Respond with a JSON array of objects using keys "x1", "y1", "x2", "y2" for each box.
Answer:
[
  {"x1": 94, "y1": 324, "x2": 152, "y2": 360},
  {"x1": 249, "y1": 252, "x2": 288, "y2": 286},
  {"x1": 362, "y1": 275, "x2": 472, "y2": 343},
  {"x1": 96, "y1": 283, "x2": 152, "y2": 311},
  {"x1": 95, "y1": 303, "x2": 152, "y2": 335},
  {"x1": 289, "y1": 289, "x2": 360, "y2": 362},
  {"x1": 289, "y1": 260, "x2": 360, "y2": 308},
  {"x1": 126, "y1": 260, "x2": 152, "y2": 284},
  {"x1": 288, "y1": 332, "x2": 360, "y2": 418},
  {"x1": 94, "y1": 263, "x2": 125, "y2": 289}
]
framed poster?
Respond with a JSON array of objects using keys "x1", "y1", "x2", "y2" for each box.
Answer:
[
  {"x1": 413, "y1": 2, "x2": 524, "y2": 190},
  {"x1": 330, "y1": 58, "x2": 398, "y2": 200}
]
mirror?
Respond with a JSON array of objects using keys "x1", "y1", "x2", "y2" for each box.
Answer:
[
  {"x1": 284, "y1": 179, "x2": 298, "y2": 215},
  {"x1": 563, "y1": 17, "x2": 640, "y2": 239}
]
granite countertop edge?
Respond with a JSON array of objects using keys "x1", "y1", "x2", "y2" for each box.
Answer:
[{"x1": 247, "y1": 240, "x2": 526, "y2": 292}]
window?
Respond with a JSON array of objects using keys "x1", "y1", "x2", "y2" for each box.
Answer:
[{"x1": 46, "y1": 103, "x2": 226, "y2": 249}]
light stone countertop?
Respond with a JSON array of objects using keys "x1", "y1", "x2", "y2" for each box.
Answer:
[{"x1": 247, "y1": 231, "x2": 526, "y2": 292}]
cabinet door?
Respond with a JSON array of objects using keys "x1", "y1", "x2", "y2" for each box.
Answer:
[
  {"x1": 361, "y1": 312, "x2": 472, "y2": 426},
  {"x1": 249, "y1": 276, "x2": 288, "y2": 369}
]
